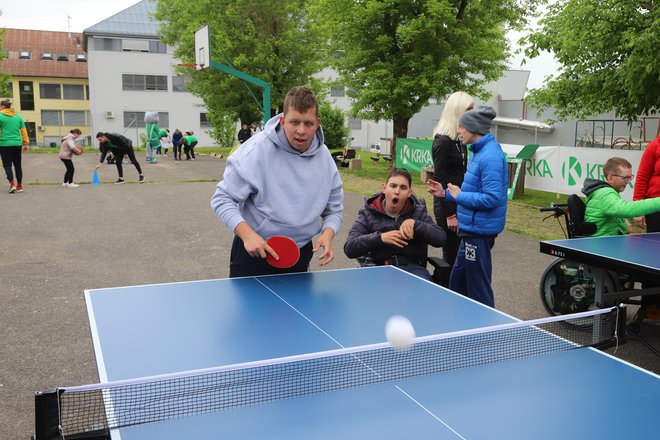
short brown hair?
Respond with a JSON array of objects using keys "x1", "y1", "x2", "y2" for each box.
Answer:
[
  {"x1": 95, "y1": 131, "x2": 106, "y2": 139},
  {"x1": 70, "y1": 128, "x2": 82, "y2": 135},
  {"x1": 603, "y1": 157, "x2": 632, "y2": 177},
  {"x1": 283, "y1": 86, "x2": 318, "y2": 118},
  {"x1": 387, "y1": 168, "x2": 412, "y2": 187},
  {"x1": 0, "y1": 99, "x2": 12, "y2": 108}
]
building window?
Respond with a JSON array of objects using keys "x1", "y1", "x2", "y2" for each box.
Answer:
[
  {"x1": 63, "y1": 84, "x2": 85, "y2": 100},
  {"x1": 19, "y1": 81, "x2": 34, "y2": 110},
  {"x1": 172, "y1": 76, "x2": 188, "y2": 92},
  {"x1": 40, "y1": 83, "x2": 61, "y2": 99},
  {"x1": 145, "y1": 75, "x2": 167, "y2": 91},
  {"x1": 330, "y1": 86, "x2": 345, "y2": 97},
  {"x1": 41, "y1": 110, "x2": 62, "y2": 126},
  {"x1": 41, "y1": 52, "x2": 53, "y2": 60},
  {"x1": 95, "y1": 38, "x2": 120, "y2": 51},
  {"x1": 123, "y1": 112, "x2": 169, "y2": 129},
  {"x1": 19, "y1": 51, "x2": 31, "y2": 59},
  {"x1": 64, "y1": 111, "x2": 86, "y2": 126},
  {"x1": 75, "y1": 54, "x2": 87, "y2": 62},
  {"x1": 200, "y1": 113, "x2": 211, "y2": 128},
  {"x1": 348, "y1": 118, "x2": 362, "y2": 130},
  {"x1": 4, "y1": 82, "x2": 12, "y2": 98},
  {"x1": 122, "y1": 74, "x2": 167, "y2": 91},
  {"x1": 57, "y1": 54, "x2": 69, "y2": 61},
  {"x1": 85, "y1": 85, "x2": 90, "y2": 100},
  {"x1": 149, "y1": 41, "x2": 167, "y2": 53}
]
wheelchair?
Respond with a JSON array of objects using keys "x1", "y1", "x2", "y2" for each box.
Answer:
[{"x1": 538, "y1": 194, "x2": 632, "y2": 316}]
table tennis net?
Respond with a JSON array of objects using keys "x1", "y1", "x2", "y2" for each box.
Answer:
[{"x1": 35, "y1": 307, "x2": 618, "y2": 439}]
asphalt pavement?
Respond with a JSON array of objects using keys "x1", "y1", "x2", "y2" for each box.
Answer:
[{"x1": 0, "y1": 151, "x2": 658, "y2": 439}]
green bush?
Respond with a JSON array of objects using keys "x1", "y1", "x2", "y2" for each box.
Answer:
[
  {"x1": 319, "y1": 102, "x2": 349, "y2": 149},
  {"x1": 207, "y1": 112, "x2": 238, "y2": 148}
]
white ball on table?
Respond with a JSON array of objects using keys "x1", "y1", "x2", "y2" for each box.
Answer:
[{"x1": 385, "y1": 315, "x2": 416, "y2": 350}]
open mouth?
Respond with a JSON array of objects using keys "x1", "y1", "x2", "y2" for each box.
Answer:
[{"x1": 391, "y1": 197, "x2": 399, "y2": 205}]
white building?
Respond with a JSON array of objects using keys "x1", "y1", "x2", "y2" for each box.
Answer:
[{"x1": 83, "y1": 0, "x2": 212, "y2": 147}]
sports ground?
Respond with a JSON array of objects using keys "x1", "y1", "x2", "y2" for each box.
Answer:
[{"x1": 0, "y1": 152, "x2": 658, "y2": 439}]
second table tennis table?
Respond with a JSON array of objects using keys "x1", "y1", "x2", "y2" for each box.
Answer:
[{"x1": 37, "y1": 266, "x2": 660, "y2": 439}]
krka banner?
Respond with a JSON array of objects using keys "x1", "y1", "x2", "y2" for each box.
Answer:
[{"x1": 395, "y1": 138, "x2": 433, "y2": 174}]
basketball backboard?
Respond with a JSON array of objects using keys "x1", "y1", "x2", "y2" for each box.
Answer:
[{"x1": 194, "y1": 24, "x2": 210, "y2": 70}]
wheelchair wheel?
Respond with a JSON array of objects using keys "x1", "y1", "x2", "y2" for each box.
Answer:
[{"x1": 539, "y1": 258, "x2": 619, "y2": 316}]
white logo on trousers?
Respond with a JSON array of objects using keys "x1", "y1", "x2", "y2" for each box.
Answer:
[{"x1": 465, "y1": 243, "x2": 477, "y2": 262}]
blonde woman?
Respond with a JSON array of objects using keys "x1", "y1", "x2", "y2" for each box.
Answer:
[{"x1": 431, "y1": 92, "x2": 474, "y2": 283}]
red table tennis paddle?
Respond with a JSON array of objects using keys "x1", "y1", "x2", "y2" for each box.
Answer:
[{"x1": 266, "y1": 236, "x2": 300, "y2": 268}]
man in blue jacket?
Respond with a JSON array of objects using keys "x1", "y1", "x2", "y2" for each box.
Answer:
[
  {"x1": 427, "y1": 105, "x2": 507, "y2": 307},
  {"x1": 211, "y1": 86, "x2": 344, "y2": 277}
]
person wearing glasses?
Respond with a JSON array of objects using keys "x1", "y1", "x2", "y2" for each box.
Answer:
[{"x1": 581, "y1": 157, "x2": 660, "y2": 236}]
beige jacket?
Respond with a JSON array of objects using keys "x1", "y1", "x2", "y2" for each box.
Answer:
[{"x1": 58, "y1": 134, "x2": 81, "y2": 160}]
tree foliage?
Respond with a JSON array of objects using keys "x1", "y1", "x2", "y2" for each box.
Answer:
[
  {"x1": 522, "y1": 0, "x2": 659, "y2": 121},
  {"x1": 0, "y1": 10, "x2": 10, "y2": 93},
  {"x1": 308, "y1": 0, "x2": 541, "y2": 139},
  {"x1": 154, "y1": 0, "x2": 322, "y2": 126}
]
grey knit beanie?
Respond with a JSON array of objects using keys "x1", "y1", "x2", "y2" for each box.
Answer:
[{"x1": 459, "y1": 105, "x2": 496, "y2": 135}]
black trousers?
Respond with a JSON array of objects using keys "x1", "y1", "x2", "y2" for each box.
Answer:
[
  {"x1": 0, "y1": 146, "x2": 23, "y2": 183},
  {"x1": 114, "y1": 148, "x2": 142, "y2": 178},
  {"x1": 60, "y1": 158, "x2": 75, "y2": 183},
  {"x1": 229, "y1": 235, "x2": 313, "y2": 278},
  {"x1": 184, "y1": 141, "x2": 197, "y2": 159}
]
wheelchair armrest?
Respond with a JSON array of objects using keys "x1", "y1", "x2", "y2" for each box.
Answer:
[{"x1": 427, "y1": 256, "x2": 451, "y2": 271}]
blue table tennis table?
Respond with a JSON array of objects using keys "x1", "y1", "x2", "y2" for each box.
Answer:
[
  {"x1": 540, "y1": 232, "x2": 660, "y2": 307},
  {"x1": 71, "y1": 266, "x2": 660, "y2": 439}
]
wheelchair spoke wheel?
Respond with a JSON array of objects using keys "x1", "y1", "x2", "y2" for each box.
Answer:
[{"x1": 539, "y1": 258, "x2": 618, "y2": 316}]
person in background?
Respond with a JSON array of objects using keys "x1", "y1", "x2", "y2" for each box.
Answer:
[
  {"x1": 172, "y1": 129, "x2": 183, "y2": 160},
  {"x1": 430, "y1": 91, "x2": 474, "y2": 285},
  {"x1": 344, "y1": 168, "x2": 446, "y2": 281},
  {"x1": 0, "y1": 99, "x2": 29, "y2": 193},
  {"x1": 633, "y1": 134, "x2": 660, "y2": 232},
  {"x1": 582, "y1": 157, "x2": 660, "y2": 236},
  {"x1": 95, "y1": 132, "x2": 144, "y2": 184},
  {"x1": 583, "y1": 155, "x2": 660, "y2": 319},
  {"x1": 237, "y1": 123, "x2": 252, "y2": 144},
  {"x1": 145, "y1": 112, "x2": 160, "y2": 164},
  {"x1": 58, "y1": 128, "x2": 83, "y2": 188},
  {"x1": 427, "y1": 105, "x2": 508, "y2": 308},
  {"x1": 159, "y1": 128, "x2": 171, "y2": 156},
  {"x1": 182, "y1": 131, "x2": 198, "y2": 160},
  {"x1": 211, "y1": 86, "x2": 343, "y2": 277}
]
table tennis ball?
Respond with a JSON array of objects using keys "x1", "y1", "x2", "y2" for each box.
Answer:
[{"x1": 385, "y1": 315, "x2": 415, "y2": 350}]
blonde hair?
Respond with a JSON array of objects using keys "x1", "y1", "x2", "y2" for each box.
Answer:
[{"x1": 433, "y1": 92, "x2": 474, "y2": 138}]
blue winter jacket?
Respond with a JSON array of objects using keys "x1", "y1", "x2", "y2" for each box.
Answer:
[{"x1": 446, "y1": 133, "x2": 508, "y2": 236}]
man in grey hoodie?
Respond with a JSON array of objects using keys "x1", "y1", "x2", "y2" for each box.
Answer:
[{"x1": 211, "y1": 86, "x2": 344, "y2": 277}]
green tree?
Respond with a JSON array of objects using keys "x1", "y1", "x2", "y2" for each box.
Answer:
[
  {"x1": 308, "y1": 0, "x2": 541, "y2": 145},
  {"x1": 154, "y1": 0, "x2": 322, "y2": 126},
  {"x1": 319, "y1": 101, "x2": 349, "y2": 149},
  {"x1": 521, "y1": 0, "x2": 659, "y2": 121},
  {"x1": 0, "y1": 11, "x2": 10, "y2": 93},
  {"x1": 208, "y1": 112, "x2": 239, "y2": 148}
]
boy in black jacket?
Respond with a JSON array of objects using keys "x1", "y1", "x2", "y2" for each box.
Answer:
[{"x1": 344, "y1": 168, "x2": 446, "y2": 280}]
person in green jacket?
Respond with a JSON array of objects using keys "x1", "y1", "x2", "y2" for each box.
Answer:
[
  {"x1": 181, "y1": 132, "x2": 198, "y2": 160},
  {"x1": 144, "y1": 111, "x2": 160, "y2": 164},
  {"x1": 582, "y1": 157, "x2": 660, "y2": 236},
  {"x1": 0, "y1": 99, "x2": 30, "y2": 193}
]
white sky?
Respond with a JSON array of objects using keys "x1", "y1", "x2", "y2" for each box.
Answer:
[{"x1": 1, "y1": 0, "x2": 558, "y2": 90}]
